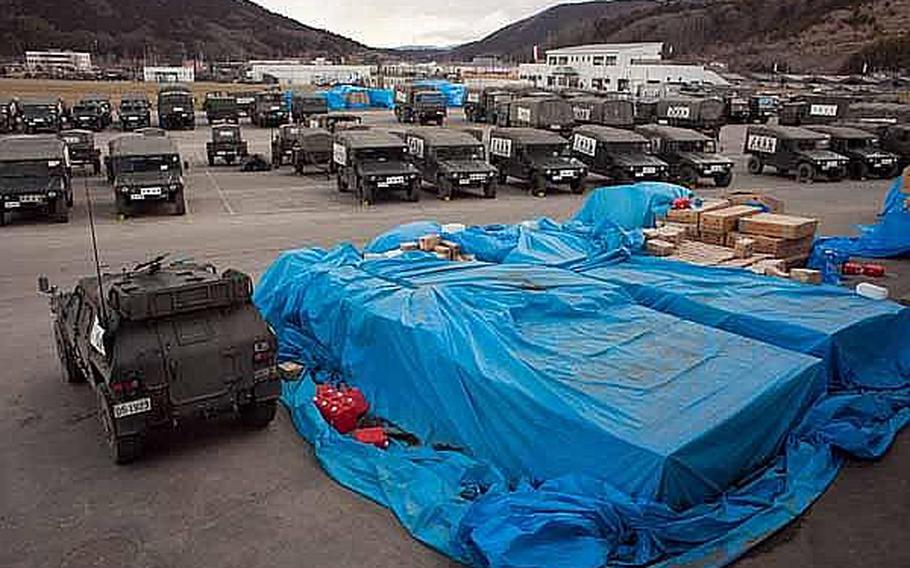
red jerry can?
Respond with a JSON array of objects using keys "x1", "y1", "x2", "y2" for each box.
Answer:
[{"x1": 352, "y1": 427, "x2": 389, "y2": 449}]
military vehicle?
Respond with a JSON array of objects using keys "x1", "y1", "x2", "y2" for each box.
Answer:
[
  {"x1": 291, "y1": 129, "x2": 333, "y2": 174},
  {"x1": 724, "y1": 94, "x2": 751, "y2": 123},
  {"x1": 21, "y1": 98, "x2": 64, "y2": 133},
  {"x1": 778, "y1": 95, "x2": 850, "y2": 126},
  {"x1": 571, "y1": 125, "x2": 669, "y2": 183},
  {"x1": 742, "y1": 124, "x2": 849, "y2": 183},
  {"x1": 134, "y1": 127, "x2": 167, "y2": 137},
  {"x1": 203, "y1": 93, "x2": 239, "y2": 124},
  {"x1": 307, "y1": 112, "x2": 363, "y2": 133},
  {"x1": 291, "y1": 93, "x2": 328, "y2": 123},
  {"x1": 106, "y1": 135, "x2": 187, "y2": 216},
  {"x1": 748, "y1": 94, "x2": 778, "y2": 123},
  {"x1": 874, "y1": 124, "x2": 910, "y2": 168},
  {"x1": 394, "y1": 85, "x2": 447, "y2": 125},
  {"x1": 488, "y1": 128, "x2": 587, "y2": 196},
  {"x1": 118, "y1": 94, "x2": 151, "y2": 131},
  {"x1": 496, "y1": 97, "x2": 575, "y2": 137},
  {"x1": 70, "y1": 100, "x2": 108, "y2": 131},
  {"x1": 568, "y1": 97, "x2": 635, "y2": 128},
  {"x1": 251, "y1": 91, "x2": 288, "y2": 128},
  {"x1": 846, "y1": 102, "x2": 910, "y2": 125},
  {"x1": 464, "y1": 87, "x2": 516, "y2": 124},
  {"x1": 405, "y1": 129, "x2": 497, "y2": 200},
  {"x1": 652, "y1": 96, "x2": 727, "y2": 137},
  {"x1": 636, "y1": 124, "x2": 734, "y2": 188},
  {"x1": 157, "y1": 85, "x2": 195, "y2": 130},
  {"x1": 235, "y1": 91, "x2": 257, "y2": 119},
  {"x1": 39, "y1": 256, "x2": 280, "y2": 463},
  {"x1": 59, "y1": 130, "x2": 102, "y2": 175},
  {"x1": 1, "y1": 98, "x2": 20, "y2": 133},
  {"x1": 206, "y1": 124, "x2": 249, "y2": 166},
  {"x1": 270, "y1": 124, "x2": 306, "y2": 168},
  {"x1": 0, "y1": 135, "x2": 72, "y2": 225},
  {"x1": 805, "y1": 125, "x2": 901, "y2": 179},
  {"x1": 333, "y1": 130, "x2": 421, "y2": 205}
]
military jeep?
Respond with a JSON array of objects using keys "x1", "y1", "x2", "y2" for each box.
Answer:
[
  {"x1": 568, "y1": 97, "x2": 635, "y2": 129},
  {"x1": 59, "y1": 129, "x2": 102, "y2": 174},
  {"x1": 203, "y1": 93, "x2": 240, "y2": 124},
  {"x1": 333, "y1": 130, "x2": 421, "y2": 205},
  {"x1": 653, "y1": 96, "x2": 727, "y2": 138},
  {"x1": 0, "y1": 135, "x2": 72, "y2": 225},
  {"x1": 291, "y1": 93, "x2": 328, "y2": 123},
  {"x1": 157, "y1": 85, "x2": 195, "y2": 130},
  {"x1": 39, "y1": 257, "x2": 280, "y2": 464},
  {"x1": 806, "y1": 124, "x2": 901, "y2": 179},
  {"x1": 270, "y1": 124, "x2": 306, "y2": 168},
  {"x1": 206, "y1": 124, "x2": 248, "y2": 166},
  {"x1": 743, "y1": 124, "x2": 849, "y2": 183},
  {"x1": 636, "y1": 124, "x2": 734, "y2": 188},
  {"x1": 21, "y1": 98, "x2": 63, "y2": 133},
  {"x1": 71, "y1": 100, "x2": 108, "y2": 132},
  {"x1": 118, "y1": 94, "x2": 151, "y2": 131},
  {"x1": 106, "y1": 135, "x2": 187, "y2": 216},
  {"x1": 571, "y1": 125, "x2": 668, "y2": 183},
  {"x1": 394, "y1": 86, "x2": 447, "y2": 125},
  {"x1": 291, "y1": 129, "x2": 333, "y2": 174},
  {"x1": 488, "y1": 128, "x2": 587, "y2": 196},
  {"x1": 464, "y1": 87, "x2": 516, "y2": 124},
  {"x1": 405, "y1": 128, "x2": 497, "y2": 200}
]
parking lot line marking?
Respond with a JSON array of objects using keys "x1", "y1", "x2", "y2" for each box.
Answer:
[{"x1": 205, "y1": 169, "x2": 236, "y2": 215}]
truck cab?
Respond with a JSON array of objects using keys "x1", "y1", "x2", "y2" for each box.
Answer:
[
  {"x1": 59, "y1": 129, "x2": 102, "y2": 174},
  {"x1": 0, "y1": 135, "x2": 72, "y2": 225},
  {"x1": 637, "y1": 124, "x2": 734, "y2": 188},
  {"x1": 806, "y1": 125, "x2": 901, "y2": 179},
  {"x1": 157, "y1": 86, "x2": 195, "y2": 130},
  {"x1": 489, "y1": 127, "x2": 587, "y2": 196},
  {"x1": 21, "y1": 98, "x2": 63, "y2": 133},
  {"x1": 118, "y1": 95, "x2": 151, "y2": 131},
  {"x1": 291, "y1": 93, "x2": 328, "y2": 123},
  {"x1": 271, "y1": 124, "x2": 306, "y2": 168},
  {"x1": 497, "y1": 97, "x2": 575, "y2": 137},
  {"x1": 743, "y1": 124, "x2": 849, "y2": 183},
  {"x1": 204, "y1": 93, "x2": 240, "y2": 124},
  {"x1": 405, "y1": 129, "x2": 497, "y2": 200},
  {"x1": 252, "y1": 91, "x2": 288, "y2": 128},
  {"x1": 572, "y1": 125, "x2": 668, "y2": 183},
  {"x1": 333, "y1": 130, "x2": 421, "y2": 205},
  {"x1": 107, "y1": 134, "x2": 187, "y2": 216},
  {"x1": 206, "y1": 124, "x2": 248, "y2": 166},
  {"x1": 71, "y1": 101, "x2": 107, "y2": 131},
  {"x1": 394, "y1": 87, "x2": 447, "y2": 125}
]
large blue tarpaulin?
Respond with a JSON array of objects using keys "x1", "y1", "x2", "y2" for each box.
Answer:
[
  {"x1": 324, "y1": 85, "x2": 395, "y2": 110},
  {"x1": 410, "y1": 79, "x2": 468, "y2": 107},
  {"x1": 255, "y1": 181, "x2": 910, "y2": 568}
]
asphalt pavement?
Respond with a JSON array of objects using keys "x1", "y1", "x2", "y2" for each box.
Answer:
[{"x1": 1, "y1": 110, "x2": 907, "y2": 568}]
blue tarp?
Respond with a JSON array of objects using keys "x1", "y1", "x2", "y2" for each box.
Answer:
[
  {"x1": 324, "y1": 85, "x2": 395, "y2": 110},
  {"x1": 411, "y1": 79, "x2": 468, "y2": 107},
  {"x1": 254, "y1": 182, "x2": 910, "y2": 568}
]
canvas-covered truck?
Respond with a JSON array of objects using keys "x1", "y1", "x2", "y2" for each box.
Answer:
[
  {"x1": 488, "y1": 127, "x2": 587, "y2": 196},
  {"x1": 497, "y1": 97, "x2": 575, "y2": 137},
  {"x1": 291, "y1": 129, "x2": 333, "y2": 174},
  {"x1": 251, "y1": 91, "x2": 289, "y2": 128},
  {"x1": 653, "y1": 96, "x2": 727, "y2": 137},
  {"x1": 806, "y1": 124, "x2": 901, "y2": 179},
  {"x1": 206, "y1": 124, "x2": 249, "y2": 166},
  {"x1": 464, "y1": 87, "x2": 516, "y2": 124},
  {"x1": 778, "y1": 95, "x2": 850, "y2": 127},
  {"x1": 405, "y1": 128, "x2": 498, "y2": 200},
  {"x1": 333, "y1": 130, "x2": 421, "y2": 205},
  {"x1": 743, "y1": 124, "x2": 849, "y2": 183},
  {"x1": 59, "y1": 129, "x2": 102, "y2": 175},
  {"x1": 203, "y1": 93, "x2": 239, "y2": 124},
  {"x1": 568, "y1": 97, "x2": 635, "y2": 128},
  {"x1": 637, "y1": 124, "x2": 734, "y2": 188},
  {"x1": 157, "y1": 85, "x2": 195, "y2": 130},
  {"x1": 271, "y1": 124, "x2": 306, "y2": 168},
  {"x1": 0, "y1": 135, "x2": 72, "y2": 225},
  {"x1": 39, "y1": 257, "x2": 280, "y2": 463},
  {"x1": 291, "y1": 92, "x2": 328, "y2": 123},
  {"x1": 118, "y1": 94, "x2": 151, "y2": 131},
  {"x1": 106, "y1": 135, "x2": 187, "y2": 216},
  {"x1": 748, "y1": 94, "x2": 778, "y2": 123},
  {"x1": 394, "y1": 86, "x2": 447, "y2": 125},
  {"x1": 571, "y1": 125, "x2": 668, "y2": 184}
]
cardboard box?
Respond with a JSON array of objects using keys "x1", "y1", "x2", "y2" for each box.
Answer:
[
  {"x1": 733, "y1": 237, "x2": 755, "y2": 259},
  {"x1": 665, "y1": 198, "x2": 730, "y2": 225},
  {"x1": 738, "y1": 213, "x2": 818, "y2": 239},
  {"x1": 790, "y1": 268, "x2": 822, "y2": 284},
  {"x1": 419, "y1": 234, "x2": 441, "y2": 251},
  {"x1": 440, "y1": 239, "x2": 461, "y2": 256},
  {"x1": 433, "y1": 245, "x2": 454, "y2": 260},
  {"x1": 399, "y1": 241, "x2": 420, "y2": 252},
  {"x1": 646, "y1": 239, "x2": 676, "y2": 257},
  {"x1": 699, "y1": 230, "x2": 727, "y2": 246},
  {"x1": 672, "y1": 241, "x2": 735, "y2": 266},
  {"x1": 655, "y1": 225, "x2": 686, "y2": 244},
  {"x1": 700, "y1": 205, "x2": 762, "y2": 233},
  {"x1": 727, "y1": 231, "x2": 813, "y2": 257},
  {"x1": 724, "y1": 191, "x2": 785, "y2": 214}
]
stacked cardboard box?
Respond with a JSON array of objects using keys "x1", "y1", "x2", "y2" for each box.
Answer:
[
  {"x1": 736, "y1": 213, "x2": 818, "y2": 268},
  {"x1": 699, "y1": 205, "x2": 763, "y2": 246},
  {"x1": 665, "y1": 198, "x2": 730, "y2": 239}
]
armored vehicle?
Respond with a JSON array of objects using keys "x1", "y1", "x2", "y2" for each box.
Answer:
[
  {"x1": 203, "y1": 93, "x2": 239, "y2": 124},
  {"x1": 497, "y1": 97, "x2": 575, "y2": 136},
  {"x1": 405, "y1": 129, "x2": 497, "y2": 200},
  {"x1": 568, "y1": 97, "x2": 635, "y2": 128},
  {"x1": 333, "y1": 130, "x2": 421, "y2": 205},
  {"x1": 805, "y1": 125, "x2": 900, "y2": 179},
  {"x1": 464, "y1": 87, "x2": 516, "y2": 124},
  {"x1": 59, "y1": 129, "x2": 102, "y2": 174},
  {"x1": 206, "y1": 124, "x2": 248, "y2": 166},
  {"x1": 875, "y1": 124, "x2": 910, "y2": 169},
  {"x1": 291, "y1": 93, "x2": 328, "y2": 123},
  {"x1": 1, "y1": 98, "x2": 20, "y2": 133},
  {"x1": 291, "y1": 129, "x2": 333, "y2": 174},
  {"x1": 571, "y1": 125, "x2": 668, "y2": 183},
  {"x1": 652, "y1": 96, "x2": 726, "y2": 137},
  {"x1": 270, "y1": 124, "x2": 306, "y2": 168},
  {"x1": 307, "y1": 112, "x2": 363, "y2": 133},
  {"x1": 118, "y1": 94, "x2": 151, "y2": 131},
  {"x1": 636, "y1": 124, "x2": 734, "y2": 188},
  {"x1": 743, "y1": 124, "x2": 848, "y2": 183},
  {"x1": 71, "y1": 100, "x2": 108, "y2": 131},
  {"x1": 778, "y1": 95, "x2": 849, "y2": 126},
  {"x1": 394, "y1": 86, "x2": 447, "y2": 125},
  {"x1": 106, "y1": 135, "x2": 186, "y2": 216},
  {"x1": 0, "y1": 135, "x2": 72, "y2": 225},
  {"x1": 488, "y1": 128, "x2": 587, "y2": 196},
  {"x1": 251, "y1": 91, "x2": 288, "y2": 128},
  {"x1": 157, "y1": 85, "x2": 195, "y2": 130},
  {"x1": 21, "y1": 98, "x2": 63, "y2": 133},
  {"x1": 40, "y1": 256, "x2": 280, "y2": 463}
]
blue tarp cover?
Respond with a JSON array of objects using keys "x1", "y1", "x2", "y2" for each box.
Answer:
[
  {"x1": 255, "y1": 182, "x2": 910, "y2": 568},
  {"x1": 324, "y1": 85, "x2": 395, "y2": 110},
  {"x1": 410, "y1": 79, "x2": 467, "y2": 107}
]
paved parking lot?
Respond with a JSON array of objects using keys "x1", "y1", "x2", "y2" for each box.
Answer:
[{"x1": 1, "y1": 110, "x2": 907, "y2": 568}]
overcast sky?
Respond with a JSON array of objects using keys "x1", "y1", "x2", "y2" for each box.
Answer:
[{"x1": 258, "y1": 0, "x2": 574, "y2": 48}]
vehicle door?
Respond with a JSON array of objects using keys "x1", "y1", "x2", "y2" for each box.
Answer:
[{"x1": 406, "y1": 136, "x2": 430, "y2": 181}]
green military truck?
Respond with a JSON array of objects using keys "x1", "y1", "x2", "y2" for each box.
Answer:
[
  {"x1": 106, "y1": 135, "x2": 187, "y2": 216},
  {"x1": 636, "y1": 124, "x2": 734, "y2": 187},
  {"x1": 405, "y1": 128, "x2": 497, "y2": 200},
  {"x1": 743, "y1": 124, "x2": 849, "y2": 183},
  {"x1": 488, "y1": 127, "x2": 587, "y2": 196},
  {"x1": 0, "y1": 135, "x2": 72, "y2": 225},
  {"x1": 333, "y1": 130, "x2": 421, "y2": 205},
  {"x1": 571, "y1": 125, "x2": 668, "y2": 183}
]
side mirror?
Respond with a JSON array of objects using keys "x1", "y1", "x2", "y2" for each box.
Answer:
[{"x1": 37, "y1": 275, "x2": 50, "y2": 294}]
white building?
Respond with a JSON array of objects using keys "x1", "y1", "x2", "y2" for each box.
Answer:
[
  {"x1": 246, "y1": 61, "x2": 373, "y2": 86},
  {"x1": 25, "y1": 50, "x2": 92, "y2": 73},
  {"x1": 143, "y1": 66, "x2": 195, "y2": 83},
  {"x1": 518, "y1": 43, "x2": 726, "y2": 95}
]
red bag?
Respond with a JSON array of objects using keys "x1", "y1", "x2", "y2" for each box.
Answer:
[
  {"x1": 352, "y1": 427, "x2": 389, "y2": 449},
  {"x1": 672, "y1": 197, "x2": 692, "y2": 210}
]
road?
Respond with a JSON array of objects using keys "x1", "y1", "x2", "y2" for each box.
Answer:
[{"x1": 1, "y1": 111, "x2": 907, "y2": 568}]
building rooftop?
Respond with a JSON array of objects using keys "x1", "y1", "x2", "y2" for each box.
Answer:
[{"x1": 546, "y1": 43, "x2": 663, "y2": 55}]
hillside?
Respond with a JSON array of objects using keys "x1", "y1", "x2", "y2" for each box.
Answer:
[
  {"x1": 0, "y1": 0, "x2": 369, "y2": 62},
  {"x1": 450, "y1": 0, "x2": 910, "y2": 73}
]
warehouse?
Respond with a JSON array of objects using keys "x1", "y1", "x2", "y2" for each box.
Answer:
[{"x1": 246, "y1": 60, "x2": 373, "y2": 86}]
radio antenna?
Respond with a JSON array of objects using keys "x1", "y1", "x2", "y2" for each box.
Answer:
[{"x1": 84, "y1": 176, "x2": 108, "y2": 324}]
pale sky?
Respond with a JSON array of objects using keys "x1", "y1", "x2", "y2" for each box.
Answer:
[{"x1": 257, "y1": 0, "x2": 577, "y2": 48}]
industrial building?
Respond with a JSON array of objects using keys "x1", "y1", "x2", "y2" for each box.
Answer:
[
  {"x1": 246, "y1": 61, "x2": 373, "y2": 86},
  {"x1": 518, "y1": 43, "x2": 727, "y2": 95},
  {"x1": 143, "y1": 65, "x2": 195, "y2": 83},
  {"x1": 25, "y1": 50, "x2": 92, "y2": 73}
]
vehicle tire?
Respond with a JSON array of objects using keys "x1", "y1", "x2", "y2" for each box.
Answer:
[
  {"x1": 49, "y1": 199, "x2": 69, "y2": 223},
  {"x1": 497, "y1": 171, "x2": 507, "y2": 185},
  {"x1": 850, "y1": 161, "x2": 869, "y2": 180},
  {"x1": 678, "y1": 165, "x2": 699, "y2": 188},
  {"x1": 406, "y1": 181, "x2": 420, "y2": 202},
  {"x1": 361, "y1": 181, "x2": 374, "y2": 206},
  {"x1": 207, "y1": 154, "x2": 215, "y2": 167},
  {"x1": 713, "y1": 170, "x2": 733, "y2": 188},
  {"x1": 65, "y1": 190, "x2": 74, "y2": 208},
  {"x1": 436, "y1": 177, "x2": 452, "y2": 201},
  {"x1": 570, "y1": 178, "x2": 585, "y2": 194},
  {"x1": 55, "y1": 326, "x2": 85, "y2": 384},
  {"x1": 796, "y1": 163, "x2": 815, "y2": 184},
  {"x1": 747, "y1": 156, "x2": 764, "y2": 175},
  {"x1": 225, "y1": 156, "x2": 235, "y2": 165},
  {"x1": 98, "y1": 391, "x2": 144, "y2": 464},
  {"x1": 172, "y1": 191, "x2": 187, "y2": 216},
  {"x1": 483, "y1": 180, "x2": 497, "y2": 199},
  {"x1": 115, "y1": 193, "x2": 130, "y2": 217},
  {"x1": 240, "y1": 399, "x2": 277, "y2": 429},
  {"x1": 530, "y1": 172, "x2": 547, "y2": 197}
]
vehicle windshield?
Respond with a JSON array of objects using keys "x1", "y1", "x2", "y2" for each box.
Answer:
[
  {"x1": 355, "y1": 148, "x2": 406, "y2": 162},
  {"x1": 796, "y1": 139, "x2": 829, "y2": 151},
  {"x1": 608, "y1": 141, "x2": 651, "y2": 153},
  {"x1": 73, "y1": 104, "x2": 98, "y2": 115},
  {"x1": 22, "y1": 104, "x2": 55, "y2": 117},
  {"x1": 847, "y1": 138, "x2": 876, "y2": 149},
  {"x1": 116, "y1": 154, "x2": 180, "y2": 173},
  {"x1": 0, "y1": 160, "x2": 55, "y2": 178},
  {"x1": 674, "y1": 140, "x2": 714, "y2": 153},
  {"x1": 121, "y1": 102, "x2": 146, "y2": 113},
  {"x1": 434, "y1": 145, "x2": 485, "y2": 161},
  {"x1": 525, "y1": 143, "x2": 571, "y2": 158},
  {"x1": 416, "y1": 93, "x2": 445, "y2": 105}
]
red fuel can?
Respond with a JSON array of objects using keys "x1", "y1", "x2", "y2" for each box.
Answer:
[
  {"x1": 352, "y1": 427, "x2": 389, "y2": 449},
  {"x1": 862, "y1": 264, "x2": 885, "y2": 278},
  {"x1": 842, "y1": 262, "x2": 863, "y2": 275}
]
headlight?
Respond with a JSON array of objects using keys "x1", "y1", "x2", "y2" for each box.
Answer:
[
  {"x1": 118, "y1": 186, "x2": 130, "y2": 193},
  {"x1": 368, "y1": 175, "x2": 377, "y2": 181},
  {"x1": 410, "y1": 174, "x2": 418, "y2": 180},
  {"x1": 47, "y1": 191, "x2": 57, "y2": 197},
  {"x1": 545, "y1": 169, "x2": 553, "y2": 175}
]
